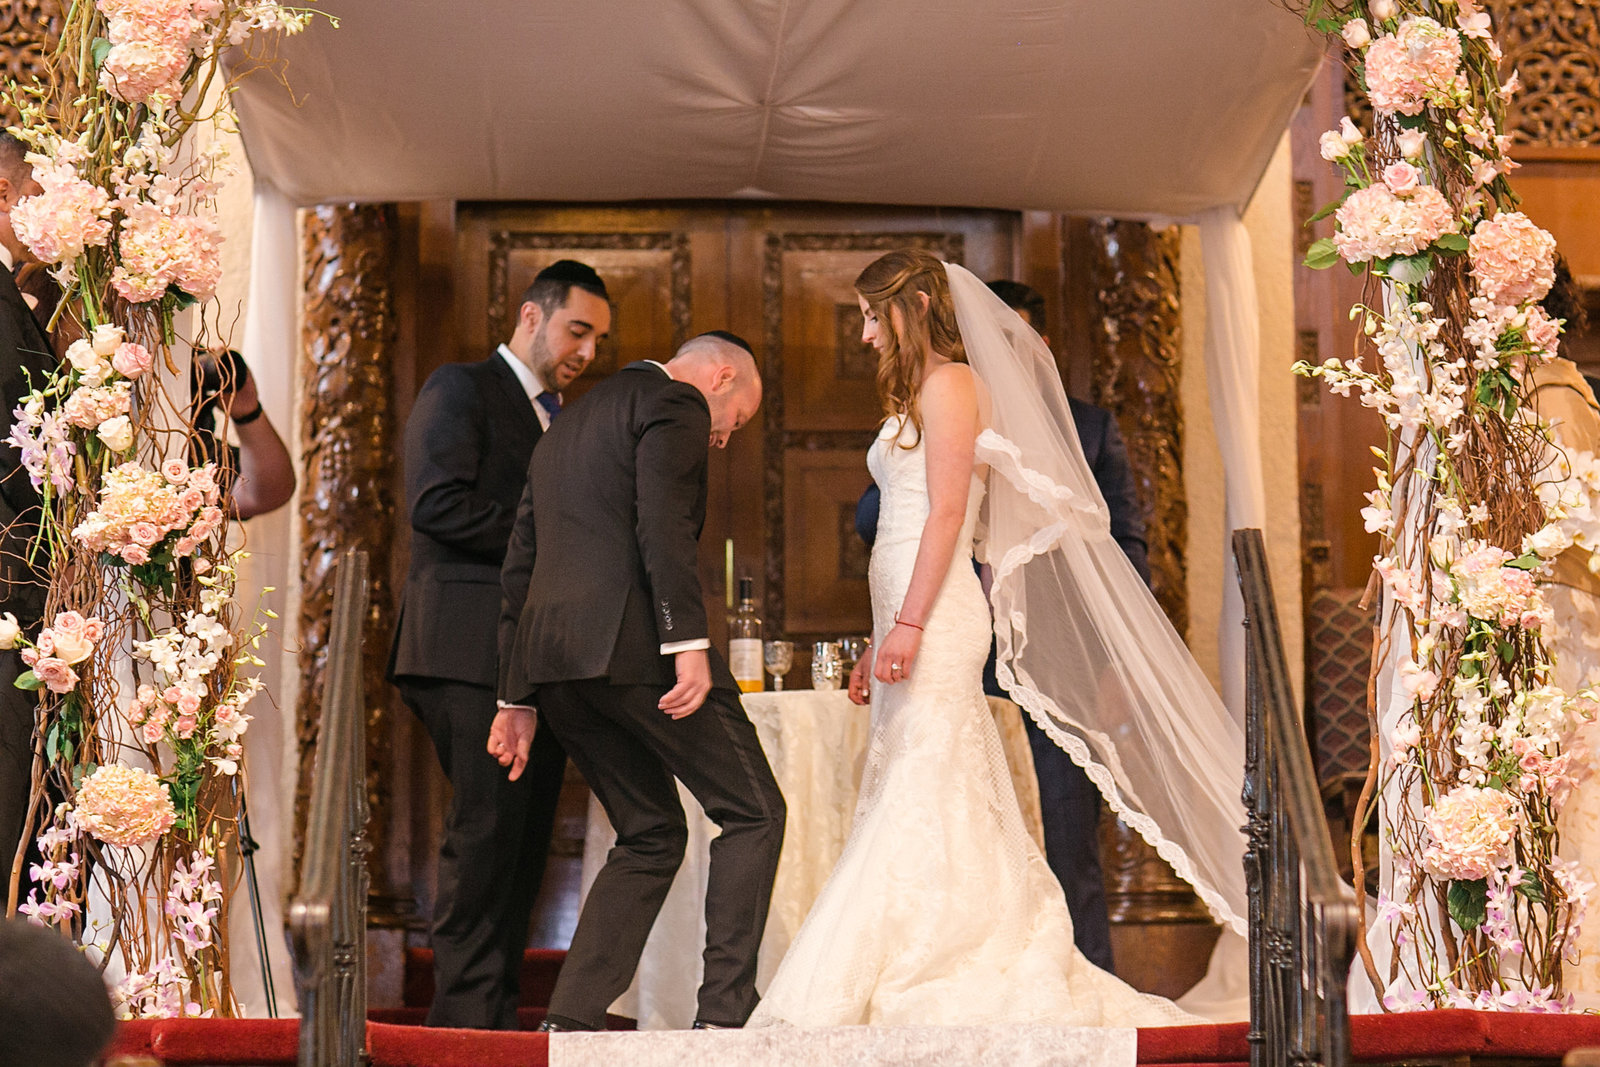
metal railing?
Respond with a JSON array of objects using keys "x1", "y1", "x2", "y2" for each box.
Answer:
[
  {"x1": 290, "y1": 550, "x2": 371, "y2": 1067},
  {"x1": 1234, "y1": 529, "x2": 1359, "y2": 1067}
]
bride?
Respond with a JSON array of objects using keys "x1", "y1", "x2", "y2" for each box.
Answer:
[{"x1": 748, "y1": 250, "x2": 1248, "y2": 1028}]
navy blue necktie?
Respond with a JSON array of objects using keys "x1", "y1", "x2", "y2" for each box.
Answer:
[{"x1": 535, "y1": 391, "x2": 561, "y2": 423}]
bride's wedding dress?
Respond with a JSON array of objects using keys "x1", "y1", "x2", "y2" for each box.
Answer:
[{"x1": 748, "y1": 414, "x2": 1194, "y2": 1029}]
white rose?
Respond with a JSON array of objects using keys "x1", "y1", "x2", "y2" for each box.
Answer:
[
  {"x1": 50, "y1": 630, "x2": 93, "y2": 665},
  {"x1": 0, "y1": 613, "x2": 18, "y2": 650},
  {"x1": 1319, "y1": 130, "x2": 1350, "y2": 161},
  {"x1": 1340, "y1": 116, "x2": 1365, "y2": 145},
  {"x1": 1341, "y1": 19, "x2": 1372, "y2": 48},
  {"x1": 96, "y1": 415, "x2": 134, "y2": 452},
  {"x1": 91, "y1": 324, "x2": 125, "y2": 357},
  {"x1": 1370, "y1": 0, "x2": 1398, "y2": 20},
  {"x1": 1397, "y1": 129, "x2": 1429, "y2": 160},
  {"x1": 65, "y1": 339, "x2": 100, "y2": 374},
  {"x1": 1524, "y1": 524, "x2": 1574, "y2": 560}
]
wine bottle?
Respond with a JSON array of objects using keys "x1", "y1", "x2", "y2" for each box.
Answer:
[{"x1": 729, "y1": 577, "x2": 764, "y2": 692}]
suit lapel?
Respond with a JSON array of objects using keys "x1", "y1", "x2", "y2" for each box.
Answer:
[{"x1": 486, "y1": 351, "x2": 541, "y2": 432}]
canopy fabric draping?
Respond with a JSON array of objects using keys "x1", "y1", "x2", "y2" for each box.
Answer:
[{"x1": 229, "y1": 0, "x2": 1321, "y2": 217}]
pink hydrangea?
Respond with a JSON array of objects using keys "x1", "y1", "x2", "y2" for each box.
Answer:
[
  {"x1": 95, "y1": 0, "x2": 203, "y2": 106},
  {"x1": 73, "y1": 764, "x2": 176, "y2": 848},
  {"x1": 1422, "y1": 785, "x2": 1519, "y2": 881},
  {"x1": 1334, "y1": 183, "x2": 1456, "y2": 263},
  {"x1": 71, "y1": 460, "x2": 224, "y2": 561},
  {"x1": 9, "y1": 159, "x2": 112, "y2": 268},
  {"x1": 1364, "y1": 16, "x2": 1468, "y2": 115},
  {"x1": 111, "y1": 206, "x2": 223, "y2": 304},
  {"x1": 1469, "y1": 212, "x2": 1558, "y2": 308}
]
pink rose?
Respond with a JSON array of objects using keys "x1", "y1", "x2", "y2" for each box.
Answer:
[
  {"x1": 173, "y1": 536, "x2": 199, "y2": 557},
  {"x1": 32, "y1": 657, "x2": 79, "y2": 694},
  {"x1": 173, "y1": 714, "x2": 198, "y2": 739},
  {"x1": 175, "y1": 690, "x2": 201, "y2": 716},
  {"x1": 1525, "y1": 306, "x2": 1561, "y2": 354},
  {"x1": 161, "y1": 459, "x2": 187, "y2": 484},
  {"x1": 189, "y1": 468, "x2": 217, "y2": 496},
  {"x1": 80, "y1": 618, "x2": 102, "y2": 642},
  {"x1": 112, "y1": 342, "x2": 152, "y2": 379},
  {"x1": 120, "y1": 543, "x2": 150, "y2": 565},
  {"x1": 32, "y1": 632, "x2": 54, "y2": 658},
  {"x1": 1383, "y1": 161, "x2": 1421, "y2": 195},
  {"x1": 141, "y1": 720, "x2": 165, "y2": 744},
  {"x1": 179, "y1": 488, "x2": 204, "y2": 511},
  {"x1": 129, "y1": 521, "x2": 160, "y2": 547},
  {"x1": 52, "y1": 611, "x2": 85, "y2": 635}
]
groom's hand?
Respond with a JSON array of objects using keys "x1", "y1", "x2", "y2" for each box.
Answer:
[
  {"x1": 488, "y1": 706, "x2": 538, "y2": 780},
  {"x1": 659, "y1": 649, "x2": 712, "y2": 719}
]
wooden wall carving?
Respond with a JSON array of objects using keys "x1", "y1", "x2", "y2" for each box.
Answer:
[
  {"x1": 760, "y1": 231, "x2": 963, "y2": 640},
  {"x1": 1082, "y1": 219, "x2": 1189, "y2": 638},
  {"x1": 1077, "y1": 219, "x2": 1212, "y2": 931},
  {"x1": 0, "y1": 0, "x2": 62, "y2": 129},
  {"x1": 1342, "y1": 5, "x2": 1600, "y2": 148},
  {"x1": 1488, "y1": 0, "x2": 1600, "y2": 147},
  {"x1": 296, "y1": 203, "x2": 406, "y2": 919}
]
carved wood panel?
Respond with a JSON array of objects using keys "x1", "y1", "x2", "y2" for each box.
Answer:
[
  {"x1": 297, "y1": 204, "x2": 404, "y2": 917},
  {"x1": 761, "y1": 231, "x2": 963, "y2": 649},
  {"x1": 486, "y1": 232, "x2": 691, "y2": 403},
  {"x1": 0, "y1": 1, "x2": 63, "y2": 129},
  {"x1": 1081, "y1": 218, "x2": 1189, "y2": 638},
  {"x1": 1488, "y1": 0, "x2": 1600, "y2": 147}
]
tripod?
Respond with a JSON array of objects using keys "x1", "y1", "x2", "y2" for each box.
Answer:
[{"x1": 233, "y1": 777, "x2": 279, "y2": 1018}]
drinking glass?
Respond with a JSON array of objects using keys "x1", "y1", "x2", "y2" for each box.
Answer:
[
  {"x1": 840, "y1": 636, "x2": 869, "y2": 673},
  {"x1": 763, "y1": 640, "x2": 794, "y2": 691},
  {"x1": 811, "y1": 641, "x2": 843, "y2": 691}
]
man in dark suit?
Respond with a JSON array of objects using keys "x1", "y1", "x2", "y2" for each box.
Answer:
[
  {"x1": 853, "y1": 279, "x2": 1146, "y2": 974},
  {"x1": 491, "y1": 333, "x2": 785, "y2": 1032},
  {"x1": 0, "y1": 132, "x2": 55, "y2": 892},
  {"x1": 389, "y1": 259, "x2": 611, "y2": 1029}
]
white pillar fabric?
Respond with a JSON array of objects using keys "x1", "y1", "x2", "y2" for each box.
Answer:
[
  {"x1": 1197, "y1": 205, "x2": 1267, "y2": 718},
  {"x1": 226, "y1": 180, "x2": 302, "y2": 1018}
]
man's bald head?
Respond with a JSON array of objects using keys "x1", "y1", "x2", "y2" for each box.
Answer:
[{"x1": 665, "y1": 331, "x2": 762, "y2": 449}]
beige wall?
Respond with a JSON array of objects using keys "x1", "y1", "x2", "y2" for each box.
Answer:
[{"x1": 1180, "y1": 133, "x2": 1304, "y2": 701}]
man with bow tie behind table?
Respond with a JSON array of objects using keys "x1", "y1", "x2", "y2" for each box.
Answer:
[{"x1": 388, "y1": 259, "x2": 612, "y2": 1029}]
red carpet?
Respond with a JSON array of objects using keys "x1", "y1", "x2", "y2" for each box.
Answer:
[
  {"x1": 104, "y1": 1009, "x2": 1600, "y2": 1065},
  {"x1": 98, "y1": 949, "x2": 1600, "y2": 1065}
]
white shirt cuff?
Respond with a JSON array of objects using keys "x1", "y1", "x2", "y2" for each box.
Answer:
[
  {"x1": 660, "y1": 638, "x2": 711, "y2": 655},
  {"x1": 496, "y1": 700, "x2": 535, "y2": 713}
]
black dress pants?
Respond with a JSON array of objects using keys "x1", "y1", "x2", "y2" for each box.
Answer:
[
  {"x1": 537, "y1": 679, "x2": 785, "y2": 1029},
  {"x1": 397, "y1": 676, "x2": 567, "y2": 1029},
  {"x1": 0, "y1": 651, "x2": 34, "y2": 895}
]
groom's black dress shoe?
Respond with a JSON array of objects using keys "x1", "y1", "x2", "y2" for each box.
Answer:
[
  {"x1": 692, "y1": 1020, "x2": 738, "y2": 1030},
  {"x1": 537, "y1": 1015, "x2": 600, "y2": 1032}
]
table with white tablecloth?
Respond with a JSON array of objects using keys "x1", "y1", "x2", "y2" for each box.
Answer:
[{"x1": 579, "y1": 689, "x2": 1044, "y2": 1030}]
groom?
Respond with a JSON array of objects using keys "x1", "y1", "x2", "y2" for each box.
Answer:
[{"x1": 491, "y1": 332, "x2": 785, "y2": 1031}]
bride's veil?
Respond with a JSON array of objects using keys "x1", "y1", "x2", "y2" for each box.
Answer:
[{"x1": 945, "y1": 261, "x2": 1248, "y2": 934}]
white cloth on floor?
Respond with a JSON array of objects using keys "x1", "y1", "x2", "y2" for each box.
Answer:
[{"x1": 548, "y1": 1023, "x2": 1136, "y2": 1067}]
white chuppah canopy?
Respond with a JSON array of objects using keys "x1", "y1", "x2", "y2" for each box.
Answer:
[
  {"x1": 232, "y1": 0, "x2": 1320, "y2": 217},
  {"x1": 227, "y1": 0, "x2": 1323, "y2": 1026}
]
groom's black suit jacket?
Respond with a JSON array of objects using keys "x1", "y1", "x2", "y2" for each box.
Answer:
[
  {"x1": 498, "y1": 361, "x2": 736, "y2": 704},
  {"x1": 389, "y1": 353, "x2": 543, "y2": 687},
  {"x1": 0, "y1": 266, "x2": 54, "y2": 627}
]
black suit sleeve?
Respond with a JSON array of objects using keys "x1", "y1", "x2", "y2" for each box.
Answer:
[
  {"x1": 405, "y1": 368, "x2": 515, "y2": 561},
  {"x1": 634, "y1": 386, "x2": 712, "y2": 648},
  {"x1": 498, "y1": 472, "x2": 537, "y2": 699},
  {"x1": 1089, "y1": 411, "x2": 1152, "y2": 587}
]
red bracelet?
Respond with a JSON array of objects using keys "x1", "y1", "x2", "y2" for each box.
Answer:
[{"x1": 893, "y1": 612, "x2": 924, "y2": 632}]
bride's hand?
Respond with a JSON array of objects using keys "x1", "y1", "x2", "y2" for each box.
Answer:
[
  {"x1": 848, "y1": 655, "x2": 872, "y2": 705},
  {"x1": 873, "y1": 622, "x2": 922, "y2": 685}
]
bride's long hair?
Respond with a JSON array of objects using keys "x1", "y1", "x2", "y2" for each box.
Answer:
[{"x1": 854, "y1": 250, "x2": 967, "y2": 447}]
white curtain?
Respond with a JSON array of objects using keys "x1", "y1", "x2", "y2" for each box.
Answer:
[
  {"x1": 1197, "y1": 205, "x2": 1268, "y2": 717},
  {"x1": 226, "y1": 180, "x2": 302, "y2": 1017}
]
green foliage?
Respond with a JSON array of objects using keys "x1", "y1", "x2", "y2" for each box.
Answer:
[
  {"x1": 1448, "y1": 878, "x2": 1489, "y2": 932},
  {"x1": 1304, "y1": 237, "x2": 1341, "y2": 270}
]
